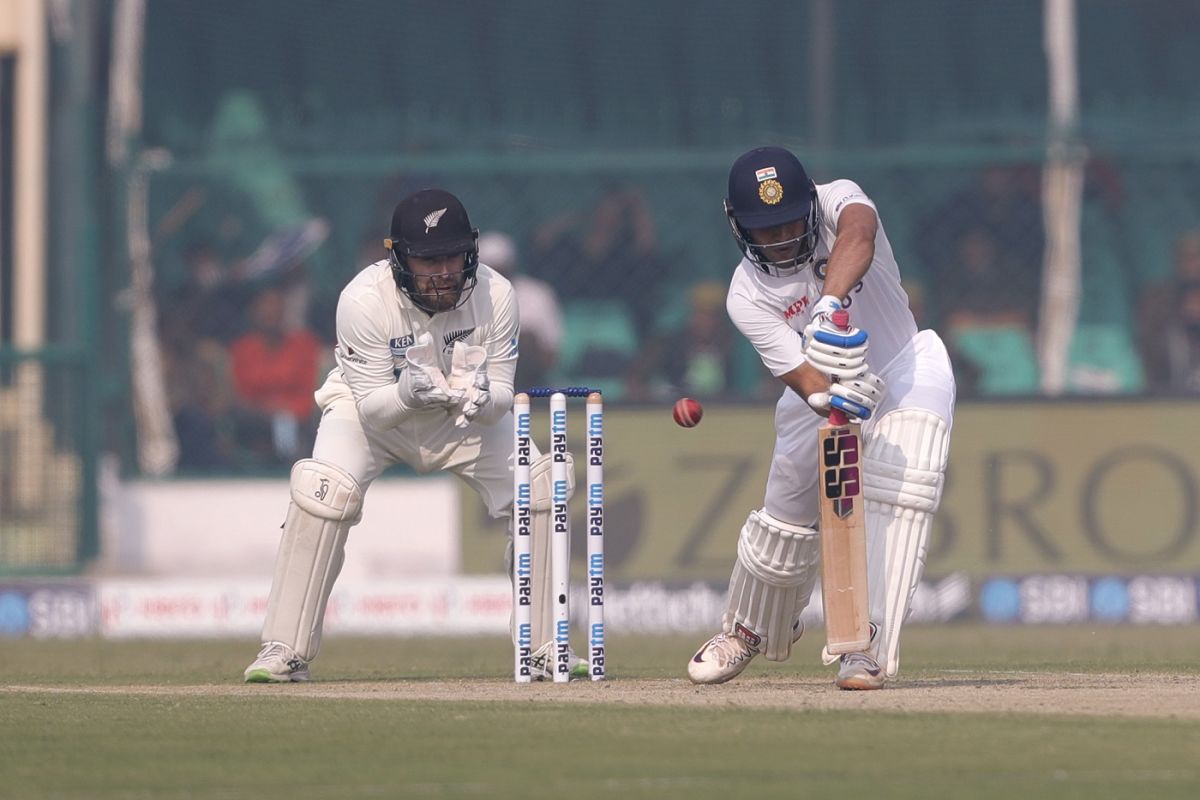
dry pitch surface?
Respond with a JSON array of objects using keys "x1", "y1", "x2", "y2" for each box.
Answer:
[{"x1": 5, "y1": 670, "x2": 1197, "y2": 719}]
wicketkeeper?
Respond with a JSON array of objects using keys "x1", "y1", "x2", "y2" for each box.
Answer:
[
  {"x1": 244, "y1": 188, "x2": 584, "y2": 682},
  {"x1": 688, "y1": 147, "x2": 957, "y2": 689}
]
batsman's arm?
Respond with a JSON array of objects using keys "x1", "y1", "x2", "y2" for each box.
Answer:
[
  {"x1": 818, "y1": 203, "x2": 877, "y2": 303},
  {"x1": 778, "y1": 362, "x2": 835, "y2": 418},
  {"x1": 334, "y1": 293, "x2": 425, "y2": 429}
]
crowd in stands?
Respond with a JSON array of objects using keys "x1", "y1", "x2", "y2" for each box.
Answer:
[{"x1": 151, "y1": 165, "x2": 1200, "y2": 473}]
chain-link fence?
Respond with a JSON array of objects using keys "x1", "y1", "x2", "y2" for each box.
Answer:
[{"x1": 0, "y1": 351, "x2": 96, "y2": 573}]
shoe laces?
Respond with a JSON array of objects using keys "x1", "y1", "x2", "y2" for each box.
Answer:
[
  {"x1": 840, "y1": 651, "x2": 879, "y2": 671},
  {"x1": 257, "y1": 641, "x2": 296, "y2": 661},
  {"x1": 706, "y1": 633, "x2": 757, "y2": 667}
]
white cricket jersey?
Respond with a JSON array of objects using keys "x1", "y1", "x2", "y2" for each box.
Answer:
[
  {"x1": 726, "y1": 179, "x2": 918, "y2": 377},
  {"x1": 316, "y1": 260, "x2": 518, "y2": 430}
]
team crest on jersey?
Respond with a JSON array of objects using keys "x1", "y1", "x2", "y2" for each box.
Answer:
[
  {"x1": 389, "y1": 334, "x2": 415, "y2": 357},
  {"x1": 441, "y1": 328, "x2": 475, "y2": 353}
]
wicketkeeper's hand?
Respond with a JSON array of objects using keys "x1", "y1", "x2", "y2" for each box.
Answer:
[
  {"x1": 397, "y1": 332, "x2": 459, "y2": 409},
  {"x1": 448, "y1": 341, "x2": 490, "y2": 428},
  {"x1": 802, "y1": 294, "x2": 870, "y2": 381}
]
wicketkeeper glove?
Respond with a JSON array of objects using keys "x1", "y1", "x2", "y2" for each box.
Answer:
[
  {"x1": 448, "y1": 341, "x2": 491, "y2": 428},
  {"x1": 396, "y1": 332, "x2": 459, "y2": 409}
]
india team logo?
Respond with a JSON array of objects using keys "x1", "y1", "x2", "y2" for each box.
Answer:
[{"x1": 758, "y1": 179, "x2": 783, "y2": 205}]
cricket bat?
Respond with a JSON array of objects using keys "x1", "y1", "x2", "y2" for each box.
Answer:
[{"x1": 818, "y1": 310, "x2": 871, "y2": 654}]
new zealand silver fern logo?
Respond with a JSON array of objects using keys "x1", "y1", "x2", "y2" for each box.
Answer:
[{"x1": 423, "y1": 208, "x2": 447, "y2": 233}]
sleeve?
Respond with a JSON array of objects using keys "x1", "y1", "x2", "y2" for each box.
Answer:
[
  {"x1": 820, "y1": 179, "x2": 877, "y2": 232},
  {"x1": 726, "y1": 285, "x2": 808, "y2": 377},
  {"x1": 471, "y1": 281, "x2": 519, "y2": 426},
  {"x1": 333, "y1": 291, "x2": 415, "y2": 429}
]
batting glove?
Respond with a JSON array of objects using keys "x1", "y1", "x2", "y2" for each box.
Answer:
[{"x1": 802, "y1": 295, "x2": 870, "y2": 381}]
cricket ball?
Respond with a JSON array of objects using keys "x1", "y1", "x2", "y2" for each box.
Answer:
[{"x1": 672, "y1": 397, "x2": 703, "y2": 428}]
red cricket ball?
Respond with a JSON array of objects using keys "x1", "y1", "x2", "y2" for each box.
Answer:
[{"x1": 672, "y1": 397, "x2": 703, "y2": 428}]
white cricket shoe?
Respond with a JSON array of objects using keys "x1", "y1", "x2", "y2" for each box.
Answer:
[
  {"x1": 835, "y1": 651, "x2": 884, "y2": 690},
  {"x1": 688, "y1": 621, "x2": 805, "y2": 685},
  {"x1": 244, "y1": 641, "x2": 311, "y2": 683},
  {"x1": 835, "y1": 625, "x2": 884, "y2": 690},
  {"x1": 687, "y1": 632, "x2": 759, "y2": 685},
  {"x1": 530, "y1": 641, "x2": 590, "y2": 681}
]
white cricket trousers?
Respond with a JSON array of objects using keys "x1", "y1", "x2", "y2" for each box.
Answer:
[{"x1": 311, "y1": 391, "x2": 526, "y2": 519}]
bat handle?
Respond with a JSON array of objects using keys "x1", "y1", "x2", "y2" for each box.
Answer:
[{"x1": 827, "y1": 308, "x2": 852, "y2": 426}]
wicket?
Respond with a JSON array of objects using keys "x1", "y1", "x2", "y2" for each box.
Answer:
[{"x1": 512, "y1": 387, "x2": 605, "y2": 683}]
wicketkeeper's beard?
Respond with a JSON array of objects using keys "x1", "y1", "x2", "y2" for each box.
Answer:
[
  {"x1": 409, "y1": 272, "x2": 477, "y2": 314},
  {"x1": 414, "y1": 282, "x2": 464, "y2": 311}
]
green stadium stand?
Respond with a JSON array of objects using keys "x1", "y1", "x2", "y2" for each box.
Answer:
[
  {"x1": 950, "y1": 325, "x2": 1040, "y2": 395},
  {"x1": 550, "y1": 299, "x2": 640, "y2": 400}
]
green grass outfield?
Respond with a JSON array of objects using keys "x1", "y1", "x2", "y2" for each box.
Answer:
[{"x1": 2, "y1": 626, "x2": 1199, "y2": 799}]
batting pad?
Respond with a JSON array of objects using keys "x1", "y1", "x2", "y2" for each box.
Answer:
[
  {"x1": 724, "y1": 509, "x2": 820, "y2": 662},
  {"x1": 519, "y1": 451, "x2": 575, "y2": 655},
  {"x1": 852, "y1": 409, "x2": 949, "y2": 678},
  {"x1": 261, "y1": 459, "x2": 364, "y2": 661}
]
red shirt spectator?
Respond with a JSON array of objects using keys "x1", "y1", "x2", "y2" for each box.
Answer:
[{"x1": 230, "y1": 286, "x2": 321, "y2": 420}]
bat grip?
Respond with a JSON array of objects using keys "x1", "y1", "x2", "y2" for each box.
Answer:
[{"x1": 827, "y1": 308, "x2": 852, "y2": 426}]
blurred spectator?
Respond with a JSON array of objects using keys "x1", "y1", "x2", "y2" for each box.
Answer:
[
  {"x1": 156, "y1": 243, "x2": 241, "y2": 471},
  {"x1": 160, "y1": 242, "x2": 248, "y2": 345},
  {"x1": 209, "y1": 89, "x2": 312, "y2": 234},
  {"x1": 527, "y1": 183, "x2": 670, "y2": 341},
  {"x1": 1138, "y1": 230, "x2": 1200, "y2": 392},
  {"x1": 938, "y1": 226, "x2": 1040, "y2": 395},
  {"x1": 478, "y1": 231, "x2": 564, "y2": 390},
  {"x1": 238, "y1": 217, "x2": 330, "y2": 336},
  {"x1": 905, "y1": 279, "x2": 981, "y2": 398},
  {"x1": 918, "y1": 164, "x2": 1043, "y2": 328},
  {"x1": 626, "y1": 280, "x2": 737, "y2": 400},
  {"x1": 164, "y1": 338, "x2": 235, "y2": 471},
  {"x1": 229, "y1": 285, "x2": 323, "y2": 465}
]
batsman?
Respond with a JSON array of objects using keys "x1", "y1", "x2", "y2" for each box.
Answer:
[
  {"x1": 243, "y1": 188, "x2": 584, "y2": 682},
  {"x1": 688, "y1": 147, "x2": 956, "y2": 690}
]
